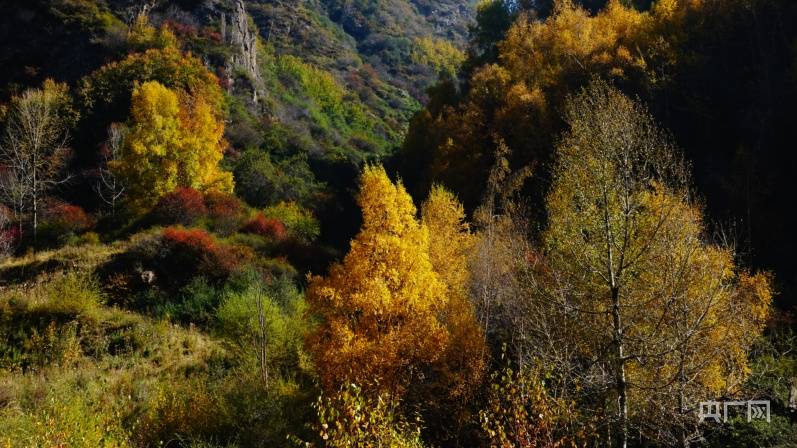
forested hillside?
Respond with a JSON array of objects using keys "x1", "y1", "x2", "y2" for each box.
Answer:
[{"x1": 1, "y1": 1, "x2": 796, "y2": 447}]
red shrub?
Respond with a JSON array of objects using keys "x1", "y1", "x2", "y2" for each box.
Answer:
[
  {"x1": 164, "y1": 20, "x2": 198, "y2": 38},
  {"x1": 204, "y1": 28, "x2": 222, "y2": 43},
  {"x1": 204, "y1": 191, "x2": 245, "y2": 235},
  {"x1": 153, "y1": 188, "x2": 207, "y2": 225},
  {"x1": 43, "y1": 204, "x2": 94, "y2": 234},
  {"x1": 204, "y1": 191, "x2": 244, "y2": 218},
  {"x1": 0, "y1": 201, "x2": 17, "y2": 254},
  {"x1": 0, "y1": 227, "x2": 19, "y2": 256},
  {"x1": 241, "y1": 213, "x2": 286, "y2": 240},
  {"x1": 1, "y1": 225, "x2": 20, "y2": 240},
  {"x1": 217, "y1": 68, "x2": 233, "y2": 90},
  {"x1": 159, "y1": 227, "x2": 252, "y2": 284},
  {"x1": 162, "y1": 227, "x2": 216, "y2": 253}
]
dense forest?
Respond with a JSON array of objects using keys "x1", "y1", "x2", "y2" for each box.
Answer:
[{"x1": 0, "y1": 0, "x2": 796, "y2": 446}]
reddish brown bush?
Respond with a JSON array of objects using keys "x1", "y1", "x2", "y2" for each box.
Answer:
[
  {"x1": 164, "y1": 20, "x2": 198, "y2": 38},
  {"x1": 152, "y1": 188, "x2": 207, "y2": 225},
  {"x1": 159, "y1": 227, "x2": 252, "y2": 285},
  {"x1": 241, "y1": 213, "x2": 287, "y2": 240},
  {"x1": 204, "y1": 191, "x2": 246, "y2": 235},
  {"x1": 162, "y1": 227, "x2": 216, "y2": 253},
  {"x1": 0, "y1": 205, "x2": 14, "y2": 255},
  {"x1": 43, "y1": 204, "x2": 94, "y2": 235},
  {"x1": 217, "y1": 68, "x2": 233, "y2": 90},
  {"x1": 0, "y1": 227, "x2": 18, "y2": 256},
  {"x1": 204, "y1": 28, "x2": 222, "y2": 43}
]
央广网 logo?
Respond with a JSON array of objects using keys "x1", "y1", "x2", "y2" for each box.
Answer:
[{"x1": 698, "y1": 400, "x2": 770, "y2": 423}]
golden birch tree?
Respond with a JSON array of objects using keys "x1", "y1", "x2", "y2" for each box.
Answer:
[{"x1": 306, "y1": 165, "x2": 449, "y2": 397}]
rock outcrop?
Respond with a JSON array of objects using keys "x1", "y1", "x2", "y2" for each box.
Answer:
[{"x1": 222, "y1": 0, "x2": 261, "y2": 102}]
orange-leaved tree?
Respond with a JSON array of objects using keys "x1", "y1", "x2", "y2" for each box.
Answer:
[{"x1": 306, "y1": 165, "x2": 449, "y2": 397}]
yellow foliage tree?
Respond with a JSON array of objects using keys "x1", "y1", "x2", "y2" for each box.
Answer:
[
  {"x1": 402, "y1": 0, "x2": 708, "y2": 208},
  {"x1": 112, "y1": 81, "x2": 232, "y2": 209},
  {"x1": 126, "y1": 15, "x2": 178, "y2": 51},
  {"x1": 411, "y1": 37, "x2": 466, "y2": 78},
  {"x1": 306, "y1": 165, "x2": 448, "y2": 397},
  {"x1": 421, "y1": 186, "x2": 486, "y2": 400},
  {"x1": 177, "y1": 94, "x2": 232, "y2": 192},
  {"x1": 418, "y1": 186, "x2": 487, "y2": 437},
  {"x1": 538, "y1": 80, "x2": 772, "y2": 445}
]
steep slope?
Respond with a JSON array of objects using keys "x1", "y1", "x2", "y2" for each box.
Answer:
[
  {"x1": 0, "y1": 0, "x2": 477, "y2": 251},
  {"x1": 1, "y1": 0, "x2": 476, "y2": 159}
]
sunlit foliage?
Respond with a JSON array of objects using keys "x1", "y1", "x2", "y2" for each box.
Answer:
[
  {"x1": 306, "y1": 165, "x2": 448, "y2": 397},
  {"x1": 537, "y1": 80, "x2": 772, "y2": 444},
  {"x1": 311, "y1": 383, "x2": 425, "y2": 448},
  {"x1": 111, "y1": 81, "x2": 232, "y2": 209},
  {"x1": 419, "y1": 186, "x2": 486, "y2": 425},
  {"x1": 401, "y1": 0, "x2": 700, "y2": 207},
  {"x1": 411, "y1": 37, "x2": 465, "y2": 78}
]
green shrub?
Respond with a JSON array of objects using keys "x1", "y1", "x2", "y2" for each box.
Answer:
[
  {"x1": 263, "y1": 201, "x2": 321, "y2": 243},
  {"x1": 217, "y1": 372, "x2": 316, "y2": 447},
  {"x1": 37, "y1": 271, "x2": 106, "y2": 317},
  {"x1": 130, "y1": 377, "x2": 233, "y2": 447},
  {"x1": 215, "y1": 274, "x2": 307, "y2": 372},
  {"x1": 153, "y1": 277, "x2": 221, "y2": 326},
  {"x1": 76, "y1": 231, "x2": 102, "y2": 246},
  {"x1": 309, "y1": 383, "x2": 425, "y2": 448},
  {"x1": 0, "y1": 371, "x2": 130, "y2": 447},
  {"x1": 233, "y1": 148, "x2": 322, "y2": 208}
]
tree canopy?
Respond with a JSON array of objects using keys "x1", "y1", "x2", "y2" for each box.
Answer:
[{"x1": 111, "y1": 81, "x2": 232, "y2": 210}]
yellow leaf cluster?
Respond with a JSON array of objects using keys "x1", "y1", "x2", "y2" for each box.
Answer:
[
  {"x1": 411, "y1": 37, "x2": 466, "y2": 77},
  {"x1": 127, "y1": 15, "x2": 178, "y2": 51},
  {"x1": 422, "y1": 186, "x2": 487, "y2": 402},
  {"x1": 500, "y1": 0, "x2": 653, "y2": 93},
  {"x1": 112, "y1": 81, "x2": 233, "y2": 210}
]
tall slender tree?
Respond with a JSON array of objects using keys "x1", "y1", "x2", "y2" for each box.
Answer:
[
  {"x1": 0, "y1": 80, "x2": 74, "y2": 243},
  {"x1": 95, "y1": 123, "x2": 127, "y2": 216},
  {"x1": 512, "y1": 80, "x2": 771, "y2": 446}
]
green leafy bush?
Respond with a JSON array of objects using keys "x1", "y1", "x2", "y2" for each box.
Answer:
[
  {"x1": 37, "y1": 271, "x2": 106, "y2": 317},
  {"x1": 215, "y1": 273, "x2": 308, "y2": 373},
  {"x1": 309, "y1": 383, "x2": 425, "y2": 448},
  {"x1": 263, "y1": 201, "x2": 320, "y2": 243},
  {"x1": 151, "y1": 277, "x2": 221, "y2": 326},
  {"x1": 233, "y1": 148, "x2": 321, "y2": 208}
]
